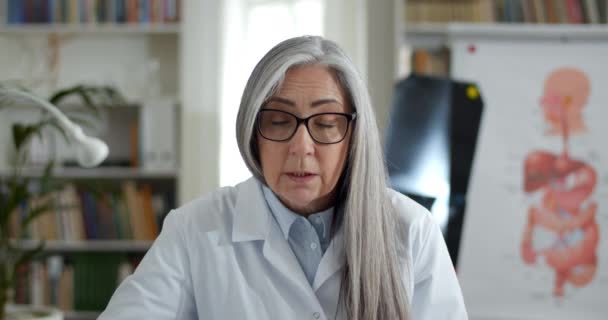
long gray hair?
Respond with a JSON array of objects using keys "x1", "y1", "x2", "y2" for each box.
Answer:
[{"x1": 236, "y1": 36, "x2": 410, "y2": 320}]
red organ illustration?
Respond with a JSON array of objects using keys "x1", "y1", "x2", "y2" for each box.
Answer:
[{"x1": 521, "y1": 68, "x2": 599, "y2": 297}]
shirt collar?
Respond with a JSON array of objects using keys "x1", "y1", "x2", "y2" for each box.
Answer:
[{"x1": 261, "y1": 185, "x2": 334, "y2": 240}]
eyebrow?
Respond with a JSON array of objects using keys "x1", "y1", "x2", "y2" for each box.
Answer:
[{"x1": 267, "y1": 96, "x2": 342, "y2": 108}]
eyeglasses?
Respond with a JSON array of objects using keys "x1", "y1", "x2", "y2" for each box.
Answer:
[{"x1": 256, "y1": 108, "x2": 357, "y2": 144}]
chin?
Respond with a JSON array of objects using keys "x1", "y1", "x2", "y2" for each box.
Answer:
[{"x1": 282, "y1": 191, "x2": 319, "y2": 209}]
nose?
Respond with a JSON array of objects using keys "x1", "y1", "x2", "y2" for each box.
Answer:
[{"x1": 288, "y1": 123, "x2": 315, "y2": 156}]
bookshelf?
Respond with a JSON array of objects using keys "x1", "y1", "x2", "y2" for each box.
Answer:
[
  {"x1": 404, "y1": 22, "x2": 608, "y2": 48},
  {"x1": 64, "y1": 311, "x2": 99, "y2": 320},
  {"x1": 0, "y1": 1, "x2": 183, "y2": 319},
  {"x1": 0, "y1": 167, "x2": 179, "y2": 179},
  {"x1": 400, "y1": 0, "x2": 608, "y2": 75},
  {"x1": 15, "y1": 240, "x2": 153, "y2": 253},
  {"x1": 0, "y1": 23, "x2": 181, "y2": 35},
  {"x1": 404, "y1": 0, "x2": 608, "y2": 25}
]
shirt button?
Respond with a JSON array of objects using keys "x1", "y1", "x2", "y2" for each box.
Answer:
[
  {"x1": 310, "y1": 243, "x2": 318, "y2": 250},
  {"x1": 313, "y1": 312, "x2": 320, "y2": 319}
]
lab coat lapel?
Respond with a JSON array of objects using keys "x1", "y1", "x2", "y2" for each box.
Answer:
[
  {"x1": 313, "y1": 224, "x2": 346, "y2": 291},
  {"x1": 262, "y1": 216, "x2": 312, "y2": 293},
  {"x1": 231, "y1": 178, "x2": 319, "y2": 300},
  {"x1": 231, "y1": 178, "x2": 270, "y2": 243}
]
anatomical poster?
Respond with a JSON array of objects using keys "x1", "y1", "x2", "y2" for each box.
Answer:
[{"x1": 453, "y1": 42, "x2": 608, "y2": 320}]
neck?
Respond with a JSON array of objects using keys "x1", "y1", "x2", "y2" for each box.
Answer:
[{"x1": 280, "y1": 191, "x2": 336, "y2": 217}]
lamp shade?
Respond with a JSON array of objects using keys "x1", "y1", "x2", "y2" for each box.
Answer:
[{"x1": 0, "y1": 88, "x2": 109, "y2": 167}]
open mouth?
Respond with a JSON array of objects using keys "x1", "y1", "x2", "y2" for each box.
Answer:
[{"x1": 286, "y1": 172, "x2": 317, "y2": 181}]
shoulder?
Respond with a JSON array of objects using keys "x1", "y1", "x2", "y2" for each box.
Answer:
[
  {"x1": 386, "y1": 188, "x2": 436, "y2": 237},
  {"x1": 168, "y1": 178, "x2": 259, "y2": 234},
  {"x1": 386, "y1": 188, "x2": 445, "y2": 279}
]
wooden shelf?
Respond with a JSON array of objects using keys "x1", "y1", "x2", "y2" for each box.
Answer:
[
  {"x1": 64, "y1": 310, "x2": 100, "y2": 320},
  {"x1": 16, "y1": 240, "x2": 153, "y2": 252},
  {"x1": 0, "y1": 23, "x2": 180, "y2": 35},
  {"x1": 403, "y1": 23, "x2": 608, "y2": 48},
  {"x1": 0, "y1": 166, "x2": 179, "y2": 179}
]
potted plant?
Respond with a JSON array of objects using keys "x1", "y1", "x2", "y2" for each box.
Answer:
[{"x1": 0, "y1": 85, "x2": 122, "y2": 320}]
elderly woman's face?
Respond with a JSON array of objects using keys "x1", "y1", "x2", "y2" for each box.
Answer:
[{"x1": 257, "y1": 64, "x2": 352, "y2": 215}]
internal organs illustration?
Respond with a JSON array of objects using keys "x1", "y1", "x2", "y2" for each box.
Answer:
[{"x1": 521, "y1": 68, "x2": 600, "y2": 297}]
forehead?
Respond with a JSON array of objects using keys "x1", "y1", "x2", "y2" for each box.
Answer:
[{"x1": 273, "y1": 64, "x2": 347, "y2": 103}]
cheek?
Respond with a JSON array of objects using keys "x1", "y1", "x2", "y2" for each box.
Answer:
[
  {"x1": 258, "y1": 141, "x2": 286, "y2": 180},
  {"x1": 319, "y1": 144, "x2": 350, "y2": 184}
]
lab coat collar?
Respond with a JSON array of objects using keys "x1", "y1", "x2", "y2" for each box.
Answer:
[
  {"x1": 313, "y1": 224, "x2": 345, "y2": 291},
  {"x1": 232, "y1": 178, "x2": 318, "y2": 301},
  {"x1": 231, "y1": 177, "x2": 272, "y2": 242},
  {"x1": 231, "y1": 177, "x2": 346, "y2": 294}
]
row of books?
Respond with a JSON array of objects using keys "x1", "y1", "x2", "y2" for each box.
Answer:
[
  {"x1": 405, "y1": 0, "x2": 608, "y2": 24},
  {"x1": 2, "y1": 0, "x2": 181, "y2": 25},
  {"x1": 14, "y1": 253, "x2": 140, "y2": 311},
  {"x1": 9, "y1": 181, "x2": 174, "y2": 241}
]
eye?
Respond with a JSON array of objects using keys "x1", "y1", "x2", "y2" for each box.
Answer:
[
  {"x1": 312, "y1": 115, "x2": 341, "y2": 129},
  {"x1": 314, "y1": 121, "x2": 337, "y2": 129},
  {"x1": 271, "y1": 120, "x2": 291, "y2": 126}
]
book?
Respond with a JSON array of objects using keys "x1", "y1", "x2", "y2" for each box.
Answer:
[
  {"x1": 96, "y1": 192, "x2": 118, "y2": 239},
  {"x1": 123, "y1": 181, "x2": 146, "y2": 240},
  {"x1": 555, "y1": 0, "x2": 569, "y2": 22},
  {"x1": 583, "y1": 0, "x2": 600, "y2": 23},
  {"x1": 73, "y1": 253, "x2": 124, "y2": 311},
  {"x1": 522, "y1": 0, "x2": 536, "y2": 22},
  {"x1": 62, "y1": 184, "x2": 86, "y2": 241},
  {"x1": 78, "y1": 190, "x2": 99, "y2": 239},
  {"x1": 0, "y1": 0, "x2": 5, "y2": 24},
  {"x1": 533, "y1": 0, "x2": 547, "y2": 23},
  {"x1": 140, "y1": 184, "x2": 159, "y2": 240},
  {"x1": 544, "y1": 0, "x2": 559, "y2": 23},
  {"x1": 126, "y1": 0, "x2": 137, "y2": 23},
  {"x1": 566, "y1": 0, "x2": 584, "y2": 23},
  {"x1": 111, "y1": 192, "x2": 132, "y2": 239},
  {"x1": 58, "y1": 264, "x2": 74, "y2": 311},
  {"x1": 479, "y1": 0, "x2": 496, "y2": 22}
]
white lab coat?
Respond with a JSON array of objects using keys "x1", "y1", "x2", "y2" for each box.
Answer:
[{"x1": 98, "y1": 177, "x2": 467, "y2": 319}]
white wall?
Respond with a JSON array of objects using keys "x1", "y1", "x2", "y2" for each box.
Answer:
[
  {"x1": 324, "y1": 0, "x2": 399, "y2": 138},
  {"x1": 178, "y1": 0, "x2": 223, "y2": 203}
]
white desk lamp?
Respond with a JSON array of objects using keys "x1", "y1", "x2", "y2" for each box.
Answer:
[{"x1": 0, "y1": 88, "x2": 109, "y2": 168}]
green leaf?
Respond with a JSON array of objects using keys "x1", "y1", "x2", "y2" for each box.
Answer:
[
  {"x1": 77, "y1": 87, "x2": 95, "y2": 107},
  {"x1": 48, "y1": 85, "x2": 83, "y2": 105},
  {"x1": 11, "y1": 121, "x2": 51, "y2": 152},
  {"x1": 77, "y1": 87, "x2": 102, "y2": 118},
  {"x1": 51, "y1": 85, "x2": 110, "y2": 119},
  {"x1": 12, "y1": 124, "x2": 36, "y2": 151}
]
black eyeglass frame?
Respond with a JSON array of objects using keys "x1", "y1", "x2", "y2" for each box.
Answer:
[{"x1": 256, "y1": 108, "x2": 357, "y2": 144}]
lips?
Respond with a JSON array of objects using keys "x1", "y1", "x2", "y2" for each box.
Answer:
[{"x1": 285, "y1": 171, "x2": 317, "y2": 182}]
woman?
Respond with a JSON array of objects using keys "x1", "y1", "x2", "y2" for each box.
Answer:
[{"x1": 99, "y1": 36, "x2": 467, "y2": 320}]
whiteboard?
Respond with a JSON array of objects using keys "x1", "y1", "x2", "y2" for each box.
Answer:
[{"x1": 454, "y1": 41, "x2": 608, "y2": 320}]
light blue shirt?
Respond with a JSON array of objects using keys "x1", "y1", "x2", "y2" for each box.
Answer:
[{"x1": 262, "y1": 185, "x2": 334, "y2": 285}]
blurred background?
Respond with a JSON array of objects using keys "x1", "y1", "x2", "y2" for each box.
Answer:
[{"x1": 1, "y1": 0, "x2": 607, "y2": 319}]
